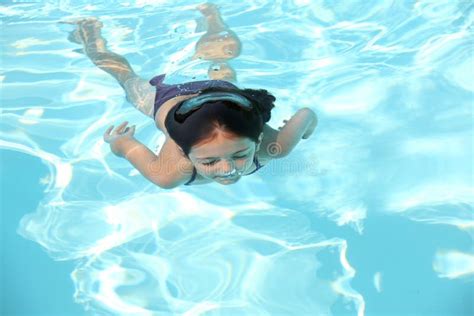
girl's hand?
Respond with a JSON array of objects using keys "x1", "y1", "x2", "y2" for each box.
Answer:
[
  {"x1": 302, "y1": 112, "x2": 318, "y2": 139},
  {"x1": 103, "y1": 121, "x2": 136, "y2": 157}
]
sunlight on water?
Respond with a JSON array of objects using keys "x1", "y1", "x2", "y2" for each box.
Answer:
[
  {"x1": 1, "y1": 0, "x2": 472, "y2": 315},
  {"x1": 433, "y1": 250, "x2": 474, "y2": 279}
]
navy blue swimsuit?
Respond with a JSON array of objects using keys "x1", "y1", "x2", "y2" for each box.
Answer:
[
  {"x1": 149, "y1": 74, "x2": 265, "y2": 185},
  {"x1": 184, "y1": 155, "x2": 263, "y2": 185},
  {"x1": 149, "y1": 74, "x2": 239, "y2": 117}
]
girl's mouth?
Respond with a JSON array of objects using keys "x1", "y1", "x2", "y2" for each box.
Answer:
[{"x1": 217, "y1": 175, "x2": 238, "y2": 181}]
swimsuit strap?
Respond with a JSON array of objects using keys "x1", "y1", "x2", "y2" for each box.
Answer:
[
  {"x1": 184, "y1": 167, "x2": 197, "y2": 186},
  {"x1": 254, "y1": 155, "x2": 261, "y2": 169},
  {"x1": 246, "y1": 155, "x2": 262, "y2": 176}
]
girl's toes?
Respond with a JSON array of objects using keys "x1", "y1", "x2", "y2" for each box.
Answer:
[
  {"x1": 197, "y1": 3, "x2": 218, "y2": 16},
  {"x1": 82, "y1": 17, "x2": 103, "y2": 29},
  {"x1": 67, "y1": 29, "x2": 83, "y2": 44}
]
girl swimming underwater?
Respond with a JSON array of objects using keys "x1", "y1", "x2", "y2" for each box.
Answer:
[{"x1": 66, "y1": 3, "x2": 317, "y2": 189}]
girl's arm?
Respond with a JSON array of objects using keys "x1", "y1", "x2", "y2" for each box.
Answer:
[
  {"x1": 261, "y1": 108, "x2": 317, "y2": 159},
  {"x1": 104, "y1": 122, "x2": 192, "y2": 189},
  {"x1": 122, "y1": 138, "x2": 193, "y2": 189}
]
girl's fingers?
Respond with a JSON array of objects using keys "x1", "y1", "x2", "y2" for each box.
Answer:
[
  {"x1": 117, "y1": 121, "x2": 129, "y2": 133},
  {"x1": 104, "y1": 122, "x2": 134, "y2": 140},
  {"x1": 104, "y1": 126, "x2": 114, "y2": 139},
  {"x1": 104, "y1": 124, "x2": 119, "y2": 138},
  {"x1": 105, "y1": 125, "x2": 114, "y2": 134},
  {"x1": 124, "y1": 125, "x2": 136, "y2": 135}
]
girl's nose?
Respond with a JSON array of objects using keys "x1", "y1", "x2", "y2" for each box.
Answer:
[{"x1": 219, "y1": 159, "x2": 235, "y2": 173}]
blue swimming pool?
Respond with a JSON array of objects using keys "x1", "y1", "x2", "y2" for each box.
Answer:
[{"x1": 1, "y1": 1, "x2": 473, "y2": 315}]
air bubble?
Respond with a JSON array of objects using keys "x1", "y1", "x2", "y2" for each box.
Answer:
[{"x1": 174, "y1": 25, "x2": 186, "y2": 34}]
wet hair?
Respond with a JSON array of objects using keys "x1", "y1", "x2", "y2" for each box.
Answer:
[{"x1": 164, "y1": 86, "x2": 276, "y2": 158}]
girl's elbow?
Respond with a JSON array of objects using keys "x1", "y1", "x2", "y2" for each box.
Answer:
[
  {"x1": 156, "y1": 182, "x2": 176, "y2": 189},
  {"x1": 279, "y1": 149, "x2": 292, "y2": 158},
  {"x1": 149, "y1": 175, "x2": 179, "y2": 189},
  {"x1": 274, "y1": 145, "x2": 292, "y2": 158}
]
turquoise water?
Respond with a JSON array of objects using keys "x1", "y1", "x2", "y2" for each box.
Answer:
[{"x1": 1, "y1": 0, "x2": 473, "y2": 315}]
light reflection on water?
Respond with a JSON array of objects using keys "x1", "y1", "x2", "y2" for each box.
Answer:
[{"x1": 1, "y1": 0, "x2": 472, "y2": 315}]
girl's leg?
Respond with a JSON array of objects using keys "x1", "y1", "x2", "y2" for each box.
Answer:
[
  {"x1": 208, "y1": 62, "x2": 236, "y2": 81},
  {"x1": 193, "y1": 3, "x2": 240, "y2": 82},
  {"x1": 68, "y1": 18, "x2": 155, "y2": 117}
]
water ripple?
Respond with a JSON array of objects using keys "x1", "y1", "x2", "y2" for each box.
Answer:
[{"x1": 1, "y1": 0, "x2": 472, "y2": 315}]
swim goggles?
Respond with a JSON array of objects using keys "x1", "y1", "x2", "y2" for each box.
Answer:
[
  {"x1": 174, "y1": 92, "x2": 253, "y2": 123},
  {"x1": 222, "y1": 168, "x2": 241, "y2": 177}
]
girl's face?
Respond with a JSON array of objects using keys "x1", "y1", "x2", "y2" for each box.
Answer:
[{"x1": 188, "y1": 131, "x2": 262, "y2": 184}]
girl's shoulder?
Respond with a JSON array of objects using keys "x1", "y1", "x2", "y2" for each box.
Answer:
[{"x1": 257, "y1": 123, "x2": 282, "y2": 164}]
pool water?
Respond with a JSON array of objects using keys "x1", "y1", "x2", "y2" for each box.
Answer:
[{"x1": 1, "y1": 1, "x2": 473, "y2": 315}]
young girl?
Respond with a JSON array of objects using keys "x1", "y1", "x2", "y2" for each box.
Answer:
[{"x1": 67, "y1": 3, "x2": 317, "y2": 189}]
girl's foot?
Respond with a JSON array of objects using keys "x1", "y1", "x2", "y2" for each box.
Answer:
[
  {"x1": 62, "y1": 17, "x2": 104, "y2": 48},
  {"x1": 208, "y1": 62, "x2": 236, "y2": 82},
  {"x1": 196, "y1": 2, "x2": 227, "y2": 33},
  {"x1": 196, "y1": 3, "x2": 219, "y2": 17},
  {"x1": 192, "y1": 29, "x2": 241, "y2": 61}
]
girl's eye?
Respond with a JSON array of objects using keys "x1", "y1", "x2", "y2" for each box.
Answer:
[
  {"x1": 202, "y1": 155, "x2": 247, "y2": 166},
  {"x1": 202, "y1": 161, "x2": 217, "y2": 166}
]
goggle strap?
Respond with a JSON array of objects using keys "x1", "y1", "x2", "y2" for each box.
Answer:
[{"x1": 175, "y1": 92, "x2": 253, "y2": 116}]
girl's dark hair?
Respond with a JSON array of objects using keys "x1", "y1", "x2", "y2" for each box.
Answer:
[{"x1": 164, "y1": 86, "x2": 276, "y2": 157}]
